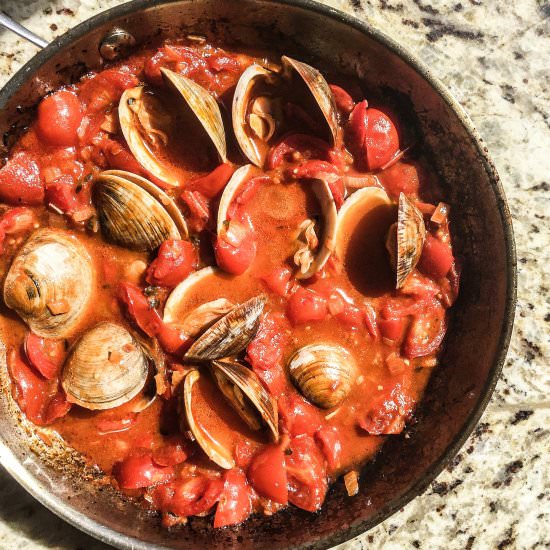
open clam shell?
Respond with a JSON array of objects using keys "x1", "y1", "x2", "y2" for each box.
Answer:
[
  {"x1": 61, "y1": 322, "x2": 148, "y2": 410},
  {"x1": 3, "y1": 229, "x2": 93, "y2": 338},
  {"x1": 184, "y1": 295, "x2": 267, "y2": 361},
  {"x1": 93, "y1": 170, "x2": 188, "y2": 251},
  {"x1": 180, "y1": 369, "x2": 235, "y2": 469},
  {"x1": 281, "y1": 55, "x2": 339, "y2": 145},
  {"x1": 386, "y1": 193, "x2": 426, "y2": 288},
  {"x1": 232, "y1": 64, "x2": 278, "y2": 167},
  {"x1": 211, "y1": 359, "x2": 278, "y2": 440},
  {"x1": 216, "y1": 164, "x2": 256, "y2": 233},
  {"x1": 288, "y1": 343, "x2": 356, "y2": 409},
  {"x1": 161, "y1": 68, "x2": 227, "y2": 163}
]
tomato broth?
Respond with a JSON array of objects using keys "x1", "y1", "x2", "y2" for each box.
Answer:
[{"x1": 0, "y1": 37, "x2": 458, "y2": 528}]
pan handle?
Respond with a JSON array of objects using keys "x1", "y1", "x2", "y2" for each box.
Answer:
[{"x1": 0, "y1": 11, "x2": 48, "y2": 49}]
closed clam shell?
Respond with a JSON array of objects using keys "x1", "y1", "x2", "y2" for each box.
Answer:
[
  {"x1": 288, "y1": 343, "x2": 356, "y2": 409},
  {"x1": 161, "y1": 68, "x2": 227, "y2": 163},
  {"x1": 3, "y1": 229, "x2": 93, "y2": 338},
  {"x1": 281, "y1": 55, "x2": 339, "y2": 145},
  {"x1": 93, "y1": 170, "x2": 185, "y2": 251},
  {"x1": 184, "y1": 295, "x2": 267, "y2": 361},
  {"x1": 389, "y1": 192, "x2": 426, "y2": 288},
  {"x1": 211, "y1": 359, "x2": 278, "y2": 440},
  {"x1": 61, "y1": 322, "x2": 148, "y2": 410}
]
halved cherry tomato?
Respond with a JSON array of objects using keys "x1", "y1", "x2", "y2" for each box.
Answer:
[
  {"x1": 7, "y1": 348, "x2": 70, "y2": 426},
  {"x1": 215, "y1": 218, "x2": 257, "y2": 275},
  {"x1": 0, "y1": 152, "x2": 44, "y2": 205},
  {"x1": 113, "y1": 449, "x2": 175, "y2": 489},
  {"x1": 24, "y1": 332, "x2": 65, "y2": 380},
  {"x1": 260, "y1": 266, "x2": 293, "y2": 297},
  {"x1": 418, "y1": 233, "x2": 454, "y2": 280},
  {"x1": 379, "y1": 161, "x2": 420, "y2": 199},
  {"x1": 117, "y1": 282, "x2": 164, "y2": 337},
  {"x1": 329, "y1": 84, "x2": 355, "y2": 115},
  {"x1": 286, "y1": 435, "x2": 328, "y2": 512},
  {"x1": 266, "y1": 133, "x2": 332, "y2": 170},
  {"x1": 246, "y1": 312, "x2": 289, "y2": 395},
  {"x1": 36, "y1": 90, "x2": 82, "y2": 146},
  {"x1": 248, "y1": 444, "x2": 288, "y2": 504},
  {"x1": 279, "y1": 393, "x2": 323, "y2": 437},
  {"x1": 358, "y1": 374, "x2": 414, "y2": 435},
  {"x1": 152, "y1": 438, "x2": 190, "y2": 467},
  {"x1": 0, "y1": 207, "x2": 36, "y2": 253},
  {"x1": 286, "y1": 287, "x2": 328, "y2": 325},
  {"x1": 214, "y1": 469, "x2": 253, "y2": 528},
  {"x1": 403, "y1": 305, "x2": 446, "y2": 358},
  {"x1": 347, "y1": 101, "x2": 399, "y2": 172},
  {"x1": 146, "y1": 240, "x2": 197, "y2": 288},
  {"x1": 188, "y1": 163, "x2": 235, "y2": 199},
  {"x1": 314, "y1": 426, "x2": 342, "y2": 472}
]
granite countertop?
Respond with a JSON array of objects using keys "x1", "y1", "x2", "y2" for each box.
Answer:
[{"x1": 0, "y1": 0, "x2": 548, "y2": 548}]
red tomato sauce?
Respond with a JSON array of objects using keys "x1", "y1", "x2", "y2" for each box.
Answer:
[{"x1": 0, "y1": 37, "x2": 459, "y2": 528}]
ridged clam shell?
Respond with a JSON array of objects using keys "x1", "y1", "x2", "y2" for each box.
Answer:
[
  {"x1": 61, "y1": 322, "x2": 148, "y2": 410},
  {"x1": 184, "y1": 295, "x2": 267, "y2": 361},
  {"x1": 3, "y1": 229, "x2": 93, "y2": 338},
  {"x1": 288, "y1": 343, "x2": 355, "y2": 409},
  {"x1": 161, "y1": 68, "x2": 227, "y2": 163},
  {"x1": 93, "y1": 171, "x2": 186, "y2": 251},
  {"x1": 211, "y1": 359, "x2": 278, "y2": 440}
]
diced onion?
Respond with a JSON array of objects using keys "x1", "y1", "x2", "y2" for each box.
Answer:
[{"x1": 344, "y1": 470, "x2": 359, "y2": 496}]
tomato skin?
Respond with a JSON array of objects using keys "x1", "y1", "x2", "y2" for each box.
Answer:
[
  {"x1": 329, "y1": 84, "x2": 355, "y2": 115},
  {"x1": 24, "y1": 332, "x2": 65, "y2": 380},
  {"x1": 286, "y1": 287, "x2": 328, "y2": 326},
  {"x1": 286, "y1": 435, "x2": 328, "y2": 512},
  {"x1": 95, "y1": 413, "x2": 137, "y2": 434},
  {"x1": 279, "y1": 393, "x2": 323, "y2": 437},
  {"x1": 379, "y1": 161, "x2": 420, "y2": 199},
  {"x1": 248, "y1": 444, "x2": 288, "y2": 504},
  {"x1": 214, "y1": 220, "x2": 257, "y2": 275},
  {"x1": 180, "y1": 190, "x2": 210, "y2": 232},
  {"x1": 266, "y1": 133, "x2": 332, "y2": 170},
  {"x1": 37, "y1": 90, "x2": 82, "y2": 147},
  {"x1": 117, "y1": 282, "x2": 164, "y2": 337},
  {"x1": 314, "y1": 426, "x2": 342, "y2": 472},
  {"x1": 0, "y1": 152, "x2": 44, "y2": 205},
  {"x1": 214, "y1": 469, "x2": 253, "y2": 528},
  {"x1": 113, "y1": 450, "x2": 175, "y2": 489},
  {"x1": 287, "y1": 160, "x2": 345, "y2": 208},
  {"x1": 146, "y1": 240, "x2": 197, "y2": 288},
  {"x1": 188, "y1": 163, "x2": 235, "y2": 199},
  {"x1": 418, "y1": 233, "x2": 454, "y2": 280}
]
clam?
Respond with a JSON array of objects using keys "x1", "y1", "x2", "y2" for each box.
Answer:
[
  {"x1": 93, "y1": 170, "x2": 188, "y2": 251},
  {"x1": 180, "y1": 369, "x2": 235, "y2": 469},
  {"x1": 211, "y1": 359, "x2": 278, "y2": 440},
  {"x1": 288, "y1": 343, "x2": 356, "y2": 409},
  {"x1": 294, "y1": 177, "x2": 338, "y2": 279},
  {"x1": 119, "y1": 71, "x2": 226, "y2": 187},
  {"x1": 178, "y1": 299, "x2": 234, "y2": 337},
  {"x1": 385, "y1": 193, "x2": 426, "y2": 288},
  {"x1": 3, "y1": 229, "x2": 93, "y2": 338},
  {"x1": 216, "y1": 164, "x2": 256, "y2": 232},
  {"x1": 61, "y1": 322, "x2": 148, "y2": 410},
  {"x1": 184, "y1": 295, "x2": 267, "y2": 361},
  {"x1": 281, "y1": 55, "x2": 339, "y2": 145}
]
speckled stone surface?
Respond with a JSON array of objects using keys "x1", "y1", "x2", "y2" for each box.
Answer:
[{"x1": 0, "y1": 1, "x2": 548, "y2": 549}]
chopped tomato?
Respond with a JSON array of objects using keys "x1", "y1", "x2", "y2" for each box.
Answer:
[
  {"x1": 157, "y1": 323, "x2": 192, "y2": 356},
  {"x1": 378, "y1": 316, "x2": 405, "y2": 342},
  {"x1": 0, "y1": 207, "x2": 36, "y2": 253},
  {"x1": 99, "y1": 139, "x2": 143, "y2": 173},
  {"x1": 248, "y1": 444, "x2": 288, "y2": 504},
  {"x1": 314, "y1": 426, "x2": 343, "y2": 472},
  {"x1": 95, "y1": 413, "x2": 137, "y2": 434},
  {"x1": 7, "y1": 348, "x2": 70, "y2": 426},
  {"x1": 146, "y1": 240, "x2": 197, "y2": 288},
  {"x1": 418, "y1": 233, "x2": 454, "y2": 280},
  {"x1": 235, "y1": 440, "x2": 255, "y2": 469},
  {"x1": 207, "y1": 54, "x2": 241, "y2": 73},
  {"x1": 45, "y1": 177, "x2": 92, "y2": 216},
  {"x1": 215, "y1": 218, "x2": 256, "y2": 275},
  {"x1": 188, "y1": 163, "x2": 235, "y2": 199},
  {"x1": 37, "y1": 90, "x2": 82, "y2": 146},
  {"x1": 279, "y1": 393, "x2": 324, "y2": 437},
  {"x1": 226, "y1": 176, "x2": 268, "y2": 220},
  {"x1": 152, "y1": 438, "x2": 190, "y2": 467},
  {"x1": 266, "y1": 133, "x2": 332, "y2": 170},
  {"x1": 346, "y1": 101, "x2": 399, "y2": 172},
  {"x1": 260, "y1": 266, "x2": 293, "y2": 297},
  {"x1": 329, "y1": 84, "x2": 355, "y2": 115},
  {"x1": 79, "y1": 70, "x2": 138, "y2": 113},
  {"x1": 379, "y1": 161, "x2": 420, "y2": 199},
  {"x1": 113, "y1": 449, "x2": 175, "y2": 489},
  {"x1": 363, "y1": 302, "x2": 380, "y2": 340},
  {"x1": 180, "y1": 190, "x2": 210, "y2": 232},
  {"x1": 358, "y1": 374, "x2": 414, "y2": 435},
  {"x1": 24, "y1": 332, "x2": 65, "y2": 380},
  {"x1": 287, "y1": 159, "x2": 345, "y2": 207},
  {"x1": 214, "y1": 469, "x2": 253, "y2": 528},
  {"x1": 286, "y1": 287, "x2": 328, "y2": 325},
  {"x1": 0, "y1": 151, "x2": 44, "y2": 205},
  {"x1": 117, "y1": 282, "x2": 164, "y2": 337},
  {"x1": 403, "y1": 305, "x2": 446, "y2": 358},
  {"x1": 286, "y1": 435, "x2": 328, "y2": 512},
  {"x1": 246, "y1": 312, "x2": 289, "y2": 395}
]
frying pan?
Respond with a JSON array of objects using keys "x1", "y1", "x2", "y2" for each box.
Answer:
[{"x1": 0, "y1": 1, "x2": 516, "y2": 548}]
